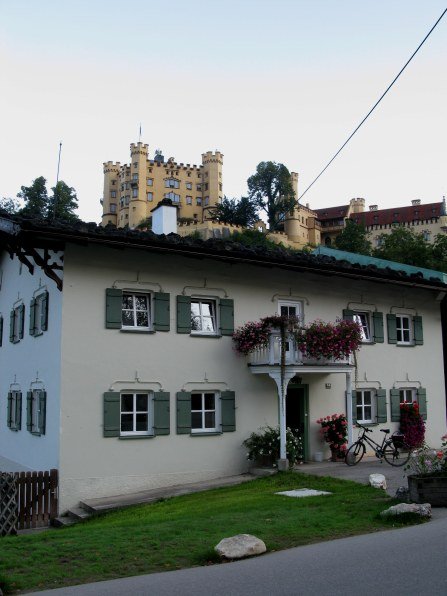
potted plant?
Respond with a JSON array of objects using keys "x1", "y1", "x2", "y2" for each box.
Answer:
[
  {"x1": 295, "y1": 319, "x2": 362, "y2": 362},
  {"x1": 316, "y1": 414, "x2": 348, "y2": 461},
  {"x1": 406, "y1": 435, "x2": 447, "y2": 506},
  {"x1": 243, "y1": 426, "x2": 303, "y2": 468}
]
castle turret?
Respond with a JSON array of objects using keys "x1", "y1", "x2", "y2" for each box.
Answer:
[
  {"x1": 101, "y1": 161, "x2": 121, "y2": 226},
  {"x1": 202, "y1": 151, "x2": 223, "y2": 221},
  {"x1": 284, "y1": 171, "x2": 301, "y2": 241},
  {"x1": 128, "y1": 142, "x2": 149, "y2": 229}
]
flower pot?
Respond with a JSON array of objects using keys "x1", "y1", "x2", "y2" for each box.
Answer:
[
  {"x1": 330, "y1": 447, "x2": 345, "y2": 462},
  {"x1": 408, "y1": 474, "x2": 447, "y2": 506}
]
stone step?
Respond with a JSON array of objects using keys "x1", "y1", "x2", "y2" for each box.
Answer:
[
  {"x1": 52, "y1": 516, "x2": 77, "y2": 528},
  {"x1": 249, "y1": 467, "x2": 277, "y2": 477},
  {"x1": 67, "y1": 507, "x2": 92, "y2": 521}
]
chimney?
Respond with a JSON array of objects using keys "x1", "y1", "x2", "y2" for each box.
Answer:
[
  {"x1": 411, "y1": 199, "x2": 421, "y2": 206},
  {"x1": 369, "y1": 205, "x2": 378, "y2": 211},
  {"x1": 151, "y1": 199, "x2": 178, "y2": 235}
]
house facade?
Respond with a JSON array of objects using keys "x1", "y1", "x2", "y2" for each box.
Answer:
[{"x1": 1, "y1": 213, "x2": 446, "y2": 513}]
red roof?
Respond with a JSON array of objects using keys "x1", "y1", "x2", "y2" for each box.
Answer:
[
  {"x1": 349, "y1": 202, "x2": 444, "y2": 227},
  {"x1": 314, "y1": 205, "x2": 349, "y2": 221}
]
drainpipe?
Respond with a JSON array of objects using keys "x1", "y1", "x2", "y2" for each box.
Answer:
[{"x1": 346, "y1": 371, "x2": 353, "y2": 446}]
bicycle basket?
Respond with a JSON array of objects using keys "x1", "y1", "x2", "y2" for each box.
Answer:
[{"x1": 391, "y1": 433, "x2": 405, "y2": 448}]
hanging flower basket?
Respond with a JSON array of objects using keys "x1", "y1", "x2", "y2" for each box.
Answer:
[{"x1": 295, "y1": 319, "x2": 362, "y2": 361}]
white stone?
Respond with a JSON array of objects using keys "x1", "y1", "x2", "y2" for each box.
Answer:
[
  {"x1": 276, "y1": 489, "x2": 332, "y2": 498},
  {"x1": 369, "y1": 473, "x2": 387, "y2": 489},
  {"x1": 380, "y1": 503, "x2": 432, "y2": 518},
  {"x1": 215, "y1": 534, "x2": 267, "y2": 559}
]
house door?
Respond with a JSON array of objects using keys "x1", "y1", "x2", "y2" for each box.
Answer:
[{"x1": 286, "y1": 384, "x2": 309, "y2": 461}]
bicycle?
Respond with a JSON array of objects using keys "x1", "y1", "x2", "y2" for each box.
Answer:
[{"x1": 345, "y1": 423, "x2": 411, "y2": 467}]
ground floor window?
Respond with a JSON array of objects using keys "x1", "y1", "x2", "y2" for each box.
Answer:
[
  {"x1": 356, "y1": 389, "x2": 374, "y2": 423},
  {"x1": 7, "y1": 390, "x2": 22, "y2": 431},
  {"x1": 120, "y1": 392, "x2": 153, "y2": 436},
  {"x1": 191, "y1": 392, "x2": 217, "y2": 432},
  {"x1": 399, "y1": 388, "x2": 417, "y2": 405}
]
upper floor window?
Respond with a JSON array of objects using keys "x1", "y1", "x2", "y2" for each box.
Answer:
[
  {"x1": 147, "y1": 192, "x2": 153, "y2": 202},
  {"x1": 164, "y1": 178, "x2": 180, "y2": 189},
  {"x1": 7, "y1": 390, "x2": 22, "y2": 431},
  {"x1": 122, "y1": 292, "x2": 151, "y2": 330},
  {"x1": 196, "y1": 197, "x2": 202, "y2": 206},
  {"x1": 344, "y1": 309, "x2": 384, "y2": 344},
  {"x1": 204, "y1": 197, "x2": 209, "y2": 206},
  {"x1": 132, "y1": 188, "x2": 138, "y2": 198},
  {"x1": 27, "y1": 389, "x2": 46, "y2": 436},
  {"x1": 30, "y1": 291, "x2": 49, "y2": 337},
  {"x1": 186, "y1": 196, "x2": 192, "y2": 205},
  {"x1": 132, "y1": 173, "x2": 138, "y2": 181},
  {"x1": 10, "y1": 303, "x2": 25, "y2": 344},
  {"x1": 110, "y1": 190, "x2": 116, "y2": 198},
  {"x1": 278, "y1": 300, "x2": 302, "y2": 320},
  {"x1": 164, "y1": 191, "x2": 180, "y2": 203},
  {"x1": 120, "y1": 392, "x2": 153, "y2": 436},
  {"x1": 110, "y1": 203, "x2": 117, "y2": 213},
  {"x1": 147, "y1": 178, "x2": 153, "y2": 187},
  {"x1": 186, "y1": 182, "x2": 192, "y2": 190},
  {"x1": 191, "y1": 298, "x2": 217, "y2": 335},
  {"x1": 396, "y1": 314, "x2": 412, "y2": 344},
  {"x1": 196, "y1": 184, "x2": 202, "y2": 192},
  {"x1": 353, "y1": 312, "x2": 371, "y2": 342}
]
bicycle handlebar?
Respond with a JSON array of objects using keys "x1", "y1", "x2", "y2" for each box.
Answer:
[{"x1": 356, "y1": 423, "x2": 373, "y2": 433}]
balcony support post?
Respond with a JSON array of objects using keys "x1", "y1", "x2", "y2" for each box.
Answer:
[
  {"x1": 268, "y1": 369, "x2": 296, "y2": 469},
  {"x1": 346, "y1": 370, "x2": 354, "y2": 446}
]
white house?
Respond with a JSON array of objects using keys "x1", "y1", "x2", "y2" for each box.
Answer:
[{"x1": 0, "y1": 210, "x2": 446, "y2": 513}]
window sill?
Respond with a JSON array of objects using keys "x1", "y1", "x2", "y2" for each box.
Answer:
[
  {"x1": 190, "y1": 333, "x2": 222, "y2": 339},
  {"x1": 396, "y1": 343, "x2": 415, "y2": 347},
  {"x1": 190, "y1": 431, "x2": 222, "y2": 436},
  {"x1": 119, "y1": 434, "x2": 155, "y2": 440},
  {"x1": 120, "y1": 329, "x2": 155, "y2": 334}
]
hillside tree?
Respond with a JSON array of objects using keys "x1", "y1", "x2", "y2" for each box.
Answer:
[{"x1": 335, "y1": 220, "x2": 372, "y2": 255}]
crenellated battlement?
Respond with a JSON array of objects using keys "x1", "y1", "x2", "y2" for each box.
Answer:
[
  {"x1": 103, "y1": 162, "x2": 121, "y2": 173},
  {"x1": 130, "y1": 142, "x2": 149, "y2": 156},
  {"x1": 202, "y1": 151, "x2": 223, "y2": 166}
]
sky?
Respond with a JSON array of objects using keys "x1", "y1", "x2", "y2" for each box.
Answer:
[{"x1": 1, "y1": 1, "x2": 446, "y2": 223}]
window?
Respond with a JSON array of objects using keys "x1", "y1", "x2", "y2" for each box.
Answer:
[
  {"x1": 204, "y1": 197, "x2": 209, "y2": 206},
  {"x1": 120, "y1": 392, "x2": 152, "y2": 436},
  {"x1": 344, "y1": 309, "x2": 384, "y2": 343},
  {"x1": 186, "y1": 182, "x2": 192, "y2": 190},
  {"x1": 132, "y1": 173, "x2": 138, "y2": 181},
  {"x1": 204, "y1": 183, "x2": 208, "y2": 191},
  {"x1": 147, "y1": 178, "x2": 153, "y2": 187},
  {"x1": 176, "y1": 390, "x2": 235, "y2": 434},
  {"x1": 110, "y1": 203, "x2": 117, "y2": 213},
  {"x1": 278, "y1": 300, "x2": 302, "y2": 320},
  {"x1": 396, "y1": 314, "x2": 412, "y2": 344},
  {"x1": 27, "y1": 389, "x2": 46, "y2": 435},
  {"x1": 111, "y1": 180, "x2": 116, "y2": 186},
  {"x1": 196, "y1": 184, "x2": 202, "y2": 192},
  {"x1": 399, "y1": 388, "x2": 416, "y2": 405},
  {"x1": 110, "y1": 190, "x2": 116, "y2": 198},
  {"x1": 191, "y1": 299, "x2": 217, "y2": 334},
  {"x1": 10, "y1": 304, "x2": 24, "y2": 343},
  {"x1": 106, "y1": 288, "x2": 170, "y2": 332},
  {"x1": 29, "y1": 292, "x2": 49, "y2": 337},
  {"x1": 125, "y1": 195, "x2": 130, "y2": 205},
  {"x1": 186, "y1": 195, "x2": 192, "y2": 205},
  {"x1": 191, "y1": 392, "x2": 217, "y2": 432},
  {"x1": 196, "y1": 197, "x2": 202, "y2": 206},
  {"x1": 164, "y1": 178, "x2": 180, "y2": 189},
  {"x1": 353, "y1": 312, "x2": 371, "y2": 342},
  {"x1": 133, "y1": 162, "x2": 138, "y2": 168},
  {"x1": 132, "y1": 188, "x2": 138, "y2": 198},
  {"x1": 7, "y1": 390, "x2": 22, "y2": 431},
  {"x1": 356, "y1": 389, "x2": 374, "y2": 423},
  {"x1": 147, "y1": 192, "x2": 153, "y2": 202},
  {"x1": 390, "y1": 387, "x2": 427, "y2": 421},
  {"x1": 164, "y1": 191, "x2": 180, "y2": 203},
  {"x1": 121, "y1": 293, "x2": 151, "y2": 330}
]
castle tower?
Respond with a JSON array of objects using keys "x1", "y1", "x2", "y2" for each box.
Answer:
[
  {"x1": 201, "y1": 151, "x2": 223, "y2": 220},
  {"x1": 128, "y1": 142, "x2": 149, "y2": 229},
  {"x1": 284, "y1": 171, "x2": 302, "y2": 241},
  {"x1": 349, "y1": 198, "x2": 366, "y2": 215},
  {"x1": 101, "y1": 161, "x2": 121, "y2": 226}
]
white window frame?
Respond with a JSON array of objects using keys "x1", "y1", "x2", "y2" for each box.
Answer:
[
  {"x1": 121, "y1": 292, "x2": 152, "y2": 331},
  {"x1": 186, "y1": 196, "x2": 192, "y2": 205},
  {"x1": 396, "y1": 314, "x2": 412, "y2": 345},
  {"x1": 356, "y1": 389, "x2": 375, "y2": 424},
  {"x1": 132, "y1": 188, "x2": 138, "y2": 198},
  {"x1": 190, "y1": 297, "x2": 218, "y2": 336},
  {"x1": 147, "y1": 192, "x2": 153, "y2": 202},
  {"x1": 164, "y1": 178, "x2": 180, "y2": 189},
  {"x1": 186, "y1": 182, "x2": 192, "y2": 190},
  {"x1": 31, "y1": 389, "x2": 43, "y2": 434},
  {"x1": 191, "y1": 391, "x2": 220, "y2": 433},
  {"x1": 277, "y1": 300, "x2": 303, "y2": 321},
  {"x1": 164, "y1": 191, "x2": 180, "y2": 203},
  {"x1": 120, "y1": 392, "x2": 153, "y2": 436},
  {"x1": 353, "y1": 311, "x2": 372, "y2": 343},
  {"x1": 399, "y1": 387, "x2": 417, "y2": 405},
  {"x1": 147, "y1": 178, "x2": 153, "y2": 187}
]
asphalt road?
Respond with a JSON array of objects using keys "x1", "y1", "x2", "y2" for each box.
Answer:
[{"x1": 38, "y1": 514, "x2": 447, "y2": 596}]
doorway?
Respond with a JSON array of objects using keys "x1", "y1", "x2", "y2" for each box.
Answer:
[{"x1": 286, "y1": 384, "x2": 309, "y2": 461}]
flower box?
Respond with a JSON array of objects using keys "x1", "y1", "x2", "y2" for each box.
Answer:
[{"x1": 408, "y1": 474, "x2": 447, "y2": 507}]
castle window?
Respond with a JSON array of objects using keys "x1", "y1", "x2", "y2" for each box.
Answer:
[
  {"x1": 219, "y1": 183, "x2": 222, "y2": 191},
  {"x1": 186, "y1": 196, "x2": 192, "y2": 205},
  {"x1": 204, "y1": 183, "x2": 208, "y2": 191},
  {"x1": 132, "y1": 174, "x2": 138, "y2": 181},
  {"x1": 204, "y1": 197, "x2": 209, "y2": 206},
  {"x1": 110, "y1": 191, "x2": 116, "y2": 198},
  {"x1": 164, "y1": 178, "x2": 180, "y2": 189},
  {"x1": 133, "y1": 162, "x2": 138, "y2": 168},
  {"x1": 198, "y1": 173, "x2": 201, "y2": 178},
  {"x1": 121, "y1": 184, "x2": 124, "y2": 191},
  {"x1": 132, "y1": 188, "x2": 138, "y2": 198},
  {"x1": 196, "y1": 184, "x2": 202, "y2": 192},
  {"x1": 164, "y1": 192, "x2": 180, "y2": 203},
  {"x1": 111, "y1": 180, "x2": 116, "y2": 185},
  {"x1": 147, "y1": 178, "x2": 153, "y2": 187},
  {"x1": 125, "y1": 196, "x2": 130, "y2": 205},
  {"x1": 110, "y1": 203, "x2": 117, "y2": 213},
  {"x1": 147, "y1": 193, "x2": 153, "y2": 202},
  {"x1": 196, "y1": 197, "x2": 202, "y2": 206},
  {"x1": 186, "y1": 182, "x2": 192, "y2": 190}
]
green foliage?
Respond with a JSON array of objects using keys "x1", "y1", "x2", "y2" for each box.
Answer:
[
  {"x1": 243, "y1": 426, "x2": 303, "y2": 465},
  {"x1": 135, "y1": 216, "x2": 152, "y2": 230},
  {"x1": 231, "y1": 229, "x2": 282, "y2": 250},
  {"x1": 17, "y1": 176, "x2": 49, "y2": 218},
  {"x1": 247, "y1": 161, "x2": 296, "y2": 231},
  {"x1": 0, "y1": 473, "x2": 411, "y2": 592},
  {"x1": 431, "y1": 234, "x2": 447, "y2": 272},
  {"x1": 0, "y1": 197, "x2": 21, "y2": 214},
  {"x1": 208, "y1": 196, "x2": 259, "y2": 227},
  {"x1": 373, "y1": 227, "x2": 432, "y2": 268},
  {"x1": 335, "y1": 220, "x2": 372, "y2": 255},
  {"x1": 48, "y1": 181, "x2": 79, "y2": 222}
]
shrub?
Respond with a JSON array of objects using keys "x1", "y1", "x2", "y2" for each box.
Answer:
[
  {"x1": 243, "y1": 426, "x2": 303, "y2": 466},
  {"x1": 400, "y1": 402, "x2": 425, "y2": 448}
]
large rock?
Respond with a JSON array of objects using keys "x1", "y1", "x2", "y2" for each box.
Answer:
[
  {"x1": 380, "y1": 503, "x2": 432, "y2": 518},
  {"x1": 215, "y1": 534, "x2": 267, "y2": 559},
  {"x1": 369, "y1": 473, "x2": 387, "y2": 489}
]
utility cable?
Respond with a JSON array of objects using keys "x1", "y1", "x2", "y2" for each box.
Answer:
[{"x1": 298, "y1": 7, "x2": 447, "y2": 202}]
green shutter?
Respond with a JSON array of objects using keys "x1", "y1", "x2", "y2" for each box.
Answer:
[
  {"x1": 153, "y1": 292, "x2": 170, "y2": 332},
  {"x1": 29, "y1": 297, "x2": 36, "y2": 336},
  {"x1": 417, "y1": 388, "x2": 427, "y2": 420},
  {"x1": 38, "y1": 391, "x2": 46, "y2": 435},
  {"x1": 219, "y1": 299, "x2": 234, "y2": 336},
  {"x1": 105, "y1": 288, "x2": 122, "y2": 329},
  {"x1": 351, "y1": 391, "x2": 357, "y2": 424},
  {"x1": 376, "y1": 389, "x2": 387, "y2": 423},
  {"x1": 342, "y1": 309, "x2": 354, "y2": 321},
  {"x1": 176, "y1": 296, "x2": 191, "y2": 334},
  {"x1": 26, "y1": 391, "x2": 33, "y2": 431},
  {"x1": 103, "y1": 392, "x2": 120, "y2": 437},
  {"x1": 0, "y1": 315, "x2": 3, "y2": 347},
  {"x1": 16, "y1": 392, "x2": 22, "y2": 431},
  {"x1": 153, "y1": 392, "x2": 170, "y2": 435},
  {"x1": 390, "y1": 389, "x2": 401, "y2": 422},
  {"x1": 387, "y1": 314, "x2": 397, "y2": 344},
  {"x1": 9, "y1": 310, "x2": 15, "y2": 343},
  {"x1": 176, "y1": 391, "x2": 191, "y2": 434},
  {"x1": 220, "y1": 391, "x2": 236, "y2": 432},
  {"x1": 7, "y1": 392, "x2": 12, "y2": 428},
  {"x1": 372, "y1": 312, "x2": 384, "y2": 343},
  {"x1": 18, "y1": 304, "x2": 25, "y2": 339},
  {"x1": 413, "y1": 316, "x2": 423, "y2": 345},
  {"x1": 41, "y1": 292, "x2": 49, "y2": 331}
]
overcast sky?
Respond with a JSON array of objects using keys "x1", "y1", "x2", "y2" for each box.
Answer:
[{"x1": 1, "y1": 1, "x2": 446, "y2": 222}]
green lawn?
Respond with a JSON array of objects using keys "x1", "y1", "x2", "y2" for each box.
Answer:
[{"x1": 0, "y1": 472, "x2": 418, "y2": 593}]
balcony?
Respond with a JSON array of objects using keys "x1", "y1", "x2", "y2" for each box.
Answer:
[{"x1": 248, "y1": 331, "x2": 351, "y2": 368}]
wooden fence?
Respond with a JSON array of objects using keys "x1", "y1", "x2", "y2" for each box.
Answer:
[{"x1": 0, "y1": 469, "x2": 58, "y2": 534}]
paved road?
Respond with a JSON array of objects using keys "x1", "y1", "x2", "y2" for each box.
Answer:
[{"x1": 39, "y1": 515, "x2": 447, "y2": 596}]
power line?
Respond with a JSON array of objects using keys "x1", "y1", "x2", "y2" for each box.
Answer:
[{"x1": 299, "y1": 7, "x2": 447, "y2": 202}]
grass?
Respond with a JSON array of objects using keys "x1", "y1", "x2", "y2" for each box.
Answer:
[{"x1": 0, "y1": 472, "x2": 423, "y2": 593}]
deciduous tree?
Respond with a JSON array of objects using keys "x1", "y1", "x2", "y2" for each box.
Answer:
[
  {"x1": 209, "y1": 196, "x2": 259, "y2": 227},
  {"x1": 335, "y1": 220, "x2": 372, "y2": 255}
]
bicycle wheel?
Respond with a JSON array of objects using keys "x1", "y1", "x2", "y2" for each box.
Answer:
[
  {"x1": 383, "y1": 441, "x2": 411, "y2": 467},
  {"x1": 345, "y1": 441, "x2": 365, "y2": 466}
]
